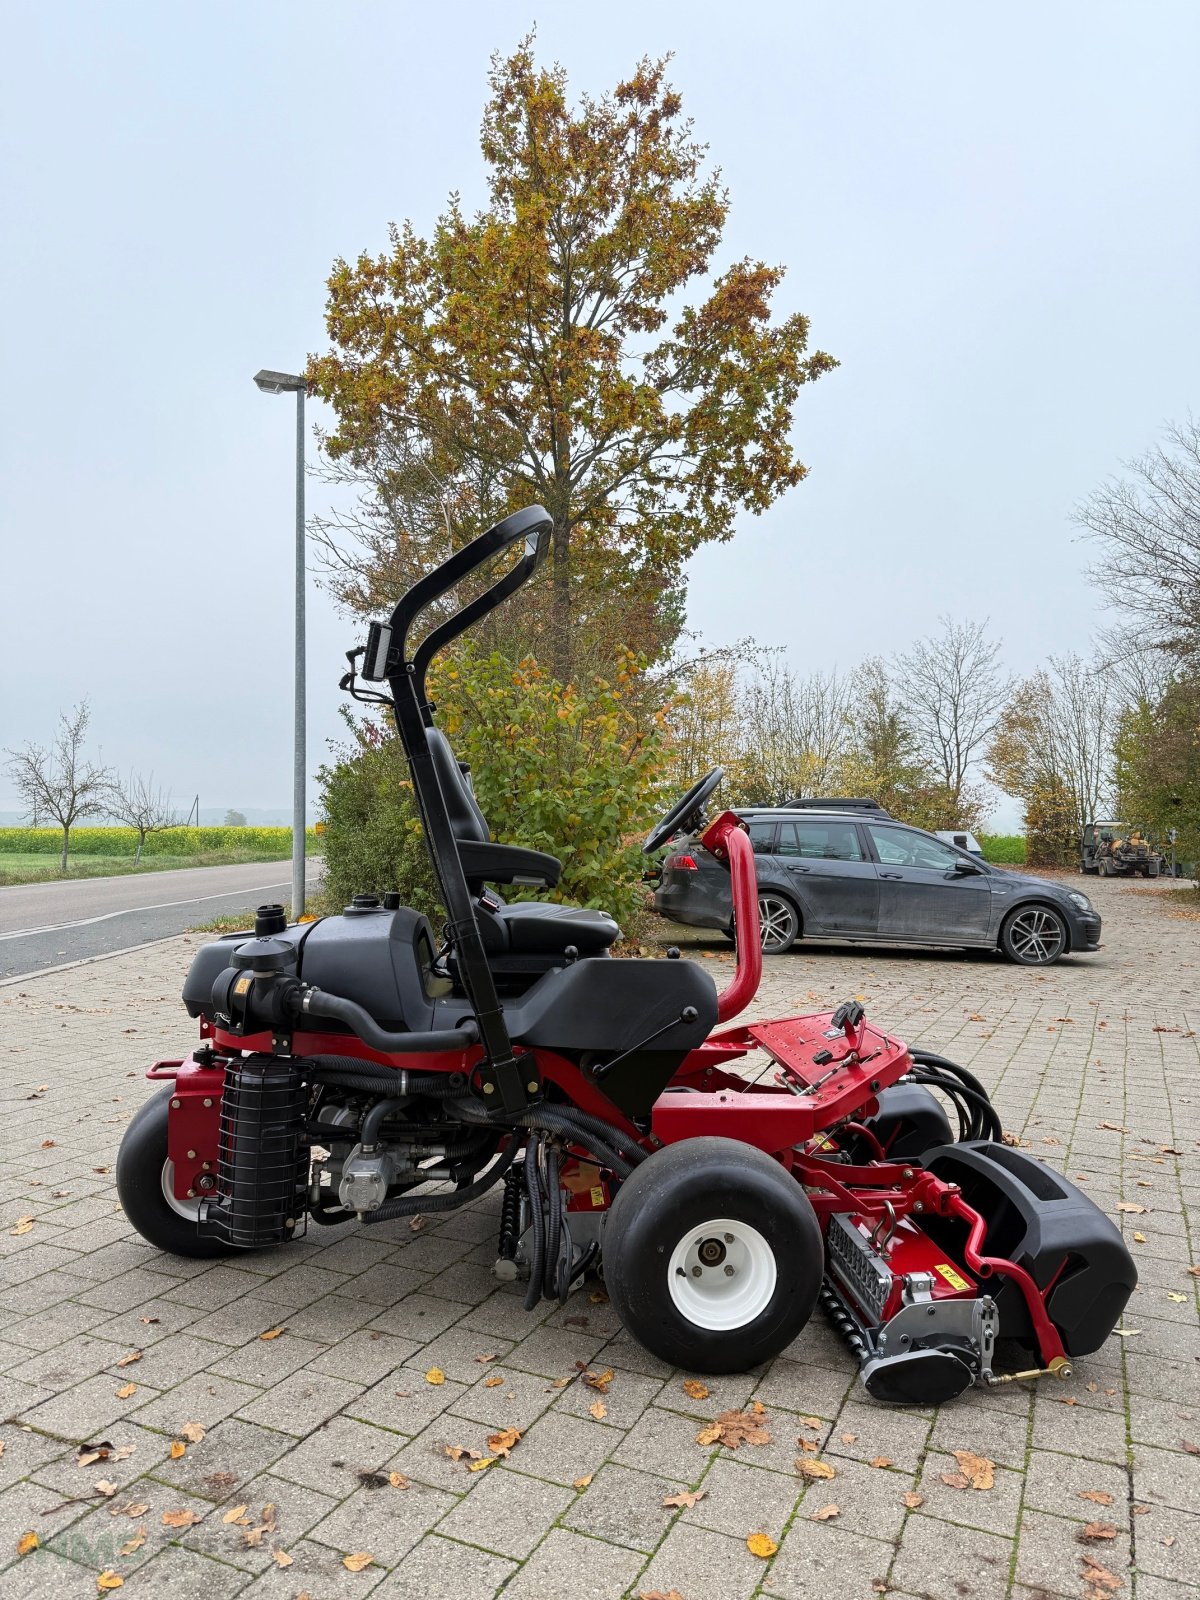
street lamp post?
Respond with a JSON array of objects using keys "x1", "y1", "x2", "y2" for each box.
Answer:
[{"x1": 253, "y1": 368, "x2": 308, "y2": 918}]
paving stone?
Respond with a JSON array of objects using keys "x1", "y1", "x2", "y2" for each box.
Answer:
[
  {"x1": 234, "y1": 1368, "x2": 365, "y2": 1435},
  {"x1": 17, "y1": 1369, "x2": 159, "y2": 1436},
  {"x1": 612, "y1": 1404, "x2": 711, "y2": 1481},
  {"x1": 1134, "y1": 1505, "x2": 1200, "y2": 1585},
  {"x1": 637, "y1": 1521, "x2": 765, "y2": 1600},
  {"x1": 309, "y1": 1476, "x2": 458, "y2": 1564},
  {"x1": 682, "y1": 1453, "x2": 801, "y2": 1541},
  {"x1": 498, "y1": 1406, "x2": 624, "y2": 1487},
  {"x1": 1015, "y1": 1506, "x2": 1132, "y2": 1597},
  {"x1": 764, "y1": 1521, "x2": 897, "y2": 1600},
  {"x1": 501, "y1": 1526, "x2": 644, "y2": 1599},
  {"x1": 0, "y1": 1547, "x2": 100, "y2": 1597},
  {"x1": 370, "y1": 1535, "x2": 516, "y2": 1597},
  {"x1": 407, "y1": 1321, "x2": 516, "y2": 1383},
  {"x1": 269, "y1": 1415, "x2": 406, "y2": 1496},
  {"x1": 145, "y1": 1416, "x2": 293, "y2": 1500},
  {"x1": 554, "y1": 1363, "x2": 665, "y2": 1431},
  {"x1": 108, "y1": 1542, "x2": 253, "y2": 1597},
  {"x1": 447, "y1": 1363, "x2": 559, "y2": 1431},
  {"x1": 230, "y1": 1533, "x2": 387, "y2": 1595},
  {"x1": 434, "y1": 1464, "x2": 573, "y2": 1558},
  {"x1": 349, "y1": 1364, "x2": 468, "y2": 1434},
  {"x1": 285, "y1": 1296, "x2": 389, "y2": 1347},
  {"x1": 306, "y1": 1328, "x2": 420, "y2": 1384},
  {"x1": 208, "y1": 1330, "x2": 329, "y2": 1387},
  {"x1": 749, "y1": 1353, "x2": 854, "y2": 1421},
  {"x1": 129, "y1": 1370, "x2": 263, "y2": 1430},
  {"x1": 892, "y1": 1512, "x2": 1013, "y2": 1599},
  {"x1": 913, "y1": 1451, "x2": 1024, "y2": 1537},
  {"x1": 561, "y1": 1461, "x2": 686, "y2": 1551},
  {"x1": 1131, "y1": 1441, "x2": 1200, "y2": 1513}
]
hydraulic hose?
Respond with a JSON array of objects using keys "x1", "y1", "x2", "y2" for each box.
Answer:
[
  {"x1": 300, "y1": 987, "x2": 478, "y2": 1055},
  {"x1": 523, "y1": 1141, "x2": 546, "y2": 1311},
  {"x1": 543, "y1": 1144, "x2": 563, "y2": 1301},
  {"x1": 361, "y1": 1132, "x2": 521, "y2": 1225}
]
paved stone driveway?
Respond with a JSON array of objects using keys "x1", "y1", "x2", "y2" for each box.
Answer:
[{"x1": 1, "y1": 877, "x2": 1196, "y2": 1600}]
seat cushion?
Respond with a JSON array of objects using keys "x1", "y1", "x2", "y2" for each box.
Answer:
[{"x1": 498, "y1": 903, "x2": 621, "y2": 954}]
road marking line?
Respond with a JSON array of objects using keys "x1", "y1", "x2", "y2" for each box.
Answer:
[
  {"x1": 0, "y1": 881, "x2": 289, "y2": 941},
  {"x1": 0, "y1": 931, "x2": 203, "y2": 987}
]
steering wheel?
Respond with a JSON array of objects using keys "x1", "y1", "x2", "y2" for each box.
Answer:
[{"x1": 643, "y1": 767, "x2": 724, "y2": 855}]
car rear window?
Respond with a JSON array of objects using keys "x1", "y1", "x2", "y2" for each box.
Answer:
[
  {"x1": 747, "y1": 821, "x2": 777, "y2": 854},
  {"x1": 777, "y1": 820, "x2": 864, "y2": 861}
]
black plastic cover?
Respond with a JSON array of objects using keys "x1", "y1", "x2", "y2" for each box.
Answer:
[
  {"x1": 861, "y1": 1084, "x2": 954, "y2": 1159},
  {"x1": 922, "y1": 1141, "x2": 1137, "y2": 1358}
]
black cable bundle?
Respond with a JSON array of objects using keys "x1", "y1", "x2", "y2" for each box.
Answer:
[
  {"x1": 907, "y1": 1051, "x2": 1003, "y2": 1143},
  {"x1": 518, "y1": 1132, "x2": 598, "y2": 1311}
]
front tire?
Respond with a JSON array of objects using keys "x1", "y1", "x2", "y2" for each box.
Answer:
[
  {"x1": 1000, "y1": 904, "x2": 1067, "y2": 967},
  {"x1": 603, "y1": 1137, "x2": 823, "y2": 1373},
  {"x1": 116, "y1": 1087, "x2": 237, "y2": 1258}
]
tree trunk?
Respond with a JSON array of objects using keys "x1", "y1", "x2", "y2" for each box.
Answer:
[
  {"x1": 550, "y1": 517, "x2": 572, "y2": 681},
  {"x1": 135, "y1": 831, "x2": 145, "y2": 865},
  {"x1": 60, "y1": 825, "x2": 69, "y2": 873}
]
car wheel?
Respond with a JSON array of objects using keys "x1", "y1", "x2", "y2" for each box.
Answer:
[
  {"x1": 1000, "y1": 904, "x2": 1068, "y2": 967},
  {"x1": 757, "y1": 892, "x2": 800, "y2": 954},
  {"x1": 602, "y1": 1137, "x2": 823, "y2": 1373}
]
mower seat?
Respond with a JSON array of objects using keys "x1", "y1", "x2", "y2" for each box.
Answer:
[{"x1": 427, "y1": 728, "x2": 620, "y2": 958}]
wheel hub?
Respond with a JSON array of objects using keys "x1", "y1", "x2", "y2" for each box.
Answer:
[{"x1": 667, "y1": 1217, "x2": 777, "y2": 1331}]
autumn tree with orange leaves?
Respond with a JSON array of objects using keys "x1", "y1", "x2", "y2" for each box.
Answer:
[{"x1": 308, "y1": 38, "x2": 836, "y2": 678}]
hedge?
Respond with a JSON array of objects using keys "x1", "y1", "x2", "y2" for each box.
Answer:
[
  {"x1": 978, "y1": 834, "x2": 1026, "y2": 865},
  {"x1": 0, "y1": 827, "x2": 322, "y2": 857}
]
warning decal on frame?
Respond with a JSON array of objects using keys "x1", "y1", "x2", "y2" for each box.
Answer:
[{"x1": 934, "y1": 1262, "x2": 971, "y2": 1292}]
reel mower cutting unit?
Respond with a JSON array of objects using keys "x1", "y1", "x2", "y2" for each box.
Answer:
[{"x1": 116, "y1": 507, "x2": 1136, "y2": 1405}]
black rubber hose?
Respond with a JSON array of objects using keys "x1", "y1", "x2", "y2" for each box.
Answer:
[
  {"x1": 910, "y1": 1052, "x2": 999, "y2": 1120},
  {"x1": 543, "y1": 1144, "x2": 562, "y2": 1301},
  {"x1": 910, "y1": 1067, "x2": 1001, "y2": 1142},
  {"x1": 361, "y1": 1134, "x2": 521, "y2": 1225},
  {"x1": 301, "y1": 987, "x2": 478, "y2": 1055},
  {"x1": 360, "y1": 1098, "x2": 408, "y2": 1147},
  {"x1": 523, "y1": 1138, "x2": 546, "y2": 1311},
  {"x1": 450, "y1": 1097, "x2": 635, "y2": 1180}
]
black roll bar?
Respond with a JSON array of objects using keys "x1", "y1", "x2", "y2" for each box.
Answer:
[{"x1": 357, "y1": 505, "x2": 553, "y2": 1112}]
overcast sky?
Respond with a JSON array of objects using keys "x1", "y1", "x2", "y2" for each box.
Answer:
[{"x1": 2, "y1": 1, "x2": 1197, "y2": 826}]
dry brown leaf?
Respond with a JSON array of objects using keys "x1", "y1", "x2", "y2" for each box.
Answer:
[
  {"x1": 111, "y1": 1502, "x2": 150, "y2": 1519},
  {"x1": 41, "y1": 1138, "x2": 56, "y2": 1148},
  {"x1": 868, "y1": 1456, "x2": 893, "y2": 1469},
  {"x1": 425, "y1": 1367, "x2": 446, "y2": 1386},
  {"x1": 115, "y1": 1350, "x2": 142, "y2": 1368},
  {"x1": 904, "y1": 1491, "x2": 924, "y2": 1509},
  {"x1": 408, "y1": 1214, "x2": 426, "y2": 1231},
  {"x1": 119, "y1": 1529, "x2": 146, "y2": 1556},
  {"x1": 474, "y1": 1353, "x2": 497, "y2": 1363},
  {"x1": 466, "y1": 1458, "x2": 497, "y2": 1473},
  {"x1": 589, "y1": 1399, "x2": 607, "y2": 1420},
  {"x1": 1080, "y1": 1522, "x2": 1118, "y2": 1541},
  {"x1": 242, "y1": 1526, "x2": 267, "y2": 1548},
  {"x1": 115, "y1": 1384, "x2": 137, "y2": 1400},
  {"x1": 10, "y1": 1217, "x2": 34, "y2": 1236},
  {"x1": 222, "y1": 1505, "x2": 250, "y2": 1525},
  {"x1": 840, "y1": 1432, "x2": 857, "y2": 1444},
  {"x1": 1080, "y1": 1554, "x2": 1122, "y2": 1592},
  {"x1": 342, "y1": 1552, "x2": 374, "y2": 1572},
  {"x1": 487, "y1": 1427, "x2": 522, "y2": 1457},
  {"x1": 178, "y1": 1422, "x2": 205, "y2": 1443},
  {"x1": 746, "y1": 1531, "x2": 778, "y2": 1558},
  {"x1": 941, "y1": 1472, "x2": 971, "y2": 1489},
  {"x1": 161, "y1": 1508, "x2": 201, "y2": 1528},
  {"x1": 1080, "y1": 1491, "x2": 1115, "y2": 1506},
  {"x1": 696, "y1": 1408, "x2": 771, "y2": 1450},
  {"x1": 682, "y1": 1379, "x2": 710, "y2": 1400},
  {"x1": 636, "y1": 1592, "x2": 686, "y2": 1600},
  {"x1": 259, "y1": 1327, "x2": 285, "y2": 1341},
  {"x1": 1117, "y1": 1203, "x2": 1147, "y2": 1214},
  {"x1": 811, "y1": 1503, "x2": 839, "y2": 1521},
  {"x1": 581, "y1": 1366, "x2": 615, "y2": 1394},
  {"x1": 800, "y1": 1415, "x2": 823, "y2": 1430},
  {"x1": 1098, "y1": 1121, "x2": 1129, "y2": 1133},
  {"x1": 573, "y1": 1474, "x2": 593, "y2": 1489},
  {"x1": 797, "y1": 1437, "x2": 819, "y2": 1453},
  {"x1": 169, "y1": 1442, "x2": 186, "y2": 1460},
  {"x1": 17, "y1": 1531, "x2": 38, "y2": 1556},
  {"x1": 795, "y1": 1458, "x2": 837, "y2": 1481},
  {"x1": 484, "y1": 1375, "x2": 504, "y2": 1388},
  {"x1": 1133, "y1": 1232, "x2": 1147, "y2": 1243},
  {"x1": 444, "y1": 1446, "x2": 483, "y2": 1462},
  {"x1": 662, "y1": 1489, "x2": 706, "y2": 1509},
  {"x1": 96, "y1": 1573, "x2": 124, "y2": 1592},
  {"x1": 947, "y1": 1449, "x2": 994, "y2": 1490},
  {"x1": 271, "y1": 1549, "x2": 293, "y2": 1568},
  {"x1": 94, "y1": 1479, "x2": 119, "y2": 1497},
  {"x1": 388, "y1": 1472, "x2": 410, "y2": 1489}
]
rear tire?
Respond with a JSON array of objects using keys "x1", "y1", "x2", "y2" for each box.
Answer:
[
  {"x1": 757, "y1": 892, "x2": 800, "y2": 954},
  {"x1": 1000, "y1": 904, "x2": 1067, "y2": 967},
  {"x1": 116, "y1": 1087, "x2": 237, "y2": 1258},
  {"x1": 603, "y1": 1136, "x2": 823, "y2": 1373}
]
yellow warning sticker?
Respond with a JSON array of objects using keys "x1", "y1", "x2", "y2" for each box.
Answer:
[
  {"x1": 590, "y1": 1186, "x2": 605, "y2": 1208},
  {"x1": 234, "y1": 976, "x2": 252, "y2": 997},
  {"x1": 934, "y1": 1262, "x2": 970, "y2": 1292}
]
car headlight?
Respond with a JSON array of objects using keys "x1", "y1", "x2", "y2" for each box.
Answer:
[{"x1": 1068, "y1": 892, "x2": 1092, "y2": 911}]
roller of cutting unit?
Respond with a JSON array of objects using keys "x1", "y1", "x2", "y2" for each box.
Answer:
[{"x1": 820, "y1": 1210, "x2": 999, "y2": 1405}]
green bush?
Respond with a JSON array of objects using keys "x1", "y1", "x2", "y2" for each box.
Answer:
[
  {"x1": 978, "y1": 833, "x2": 1026, "y2": 865},
  {"x1": 318, "y1": 728, "x2": 440, "y2": 920},
  {"x1": 0, "y1": 826, "x2": 321, "y2": 857}
]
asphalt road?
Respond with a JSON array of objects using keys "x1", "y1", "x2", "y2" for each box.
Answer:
[{"x1": 0, "y1": 859, "x2": 320, "y2": 981}]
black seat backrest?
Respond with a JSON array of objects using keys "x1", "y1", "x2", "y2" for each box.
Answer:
[{"x1": 426, "y1": 728, "x2": 489, "y2": 843}]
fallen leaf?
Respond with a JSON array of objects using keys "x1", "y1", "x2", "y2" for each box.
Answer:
[
  {"x1": 94, "y1": 1479, "x2": 118, "y2": 1497},
  {"x1": 169, "y1": 1442, "x2": 186, "y2": 1460},
  {"x1": 474, "y1": 1353, "x2": 497, "y2": 1364},
  {"x1": 811, "y1": 1503, "x2": 839, "y2": 1521},
  {"x1": 800, "y1": 1415, "x2": 823, "y2": 1430},
  {"x1": 797, "y1": 1437, "x2": 819, "y2": 1453},
  {"x1": 487, "y1": 1427, "x2": 522, "y2": 1457},
  {"x1": 1166, "y1": 1292, "x2": 1187, "y2": 1303},
  {"x1": 573, "y1": 1474, "x2": 593, "y2": 1489},
  {"x1": 484, "y1": 1374, "x2": 504, "y2": 1388},
  {"x1": 696, "y1": 1408, "x2": 771, "y2": 1450},
  {"x1": 581, "y1": 1366, "x2": 615, "y2": 1393},
  {"x1": 840, "y1": 1432, "x2": 857, "y2": 1444},
  {"x1": 590, "y1": 1399, "x2": 607, "y2": 1420},
  {"x1": 795, "y1": 1458, "x2": 837, "y2": 1481},
  {"x1": 115, "y1": 1351, "x2": 142, "y2": 1368},
  {"x1": 425, "y1": 1367, "x2": 446, "y2": 1386},
  {"x1": 904, "y1": 1491, "x2": 924, "y2": 1509},
  {"x1": 662, "y1": 1490, "x2": 707, "y2": 1508},
  {"x1": 1114, "y1": 1329, "x2": 1141, "y2": 1338},
  {"x1": 941, "y1": 1472, "x2": 971, "y2": 1490},
  {"x1": 271, "y1": 1549, "x2": 293, "y2": 1568},
  {"x1": 746, "y1": 1531, "x2": 778, "y2": 1558},
  {"x1": 408, "y1": 1214, "x2": 426, "y2": 1231},
  {"x1": 1134, "y1": 1232, "x2": 1147, "y2": 1243},
  {"x1": 444, "y1": 1446, "x2": 484, "y2": 1462},
  {"x1": 161, "y1": 1508, "x2": 201, "y2": 1528},
  {"x1": 10, "y1": 1218, "x2": 34, "y2": 1236},
  {"x1": 1080, "y1": 1491, "x2": 1115, "y2": 1506},
  {"x1": 388, "y1": 1473, "x2": 410, "y2": 1489},
  {"x1": 1080, "y1": 1554, "x2": 1122, "y2": 1592},
  {"x1": 115, "y1": 1384, "x2": 137, "y2": 1400},
  {"x1": 948, "y1": 1450, "x2": 994, "y2": 1490},
  {"x1": 96, "y1": 1573, "x2": 124, "y2": 1592},
  {"x1": 636, "y1": 1592, "x2": 686, "y2": 1600},
  {"x1": 119, "y1": 1529, "x2": 146, "y2": 1556},
  {"x1": 222, "y1": 1505, "x2": 250, "y2": 1525},
  {"x1": 466, "y1": 1458, "x2": 497, "y2": 1473},
  {"x1": 78, "y1": 1443, "x2": 114, "y2": 1468},
  {"x1": 178, "y1": 1423, "x2": 205, "y2": 1443},
  {"x1": 682, "y1": 1380, "x2": 710, "y2": 1400},
  {"x1": 342, "y1": 1552, "x2": 374, "y2": 1572},
  {"x1": 1098, "y1": 1121, "x2": 1129, "y2": 1133},
  {"x1": 869, "y1": 1456, "x2": 893, "y2": 1469},
  {"x1": 110, "y1": 1502, "x2": 150, "y2": 1518},
  {"x1": 1080, "y1": 1522, "x2": 1117, "y2": 1541},
  {"x1": 1117, "y1": 1203, "x2": 1147, "y2": 1214},
  {"x1": 259, "y1": 1327, "x2": 285, "y2": 1341},
  {"x1": 17, "y1": 1531, "x2": 38, "y2": 1556},
  {"x1": 41, "y1": 1139, "x2": 56, "y2": 1148}
]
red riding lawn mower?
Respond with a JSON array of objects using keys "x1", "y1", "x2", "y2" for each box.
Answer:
[{"x1": 116, "y1": 507, "x2": 1135, "y2": 1405}]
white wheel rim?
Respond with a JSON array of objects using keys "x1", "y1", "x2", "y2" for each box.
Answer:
[
  {"x1": 667, "y1": 1216, "x2": 777, "y2": 1331},
  {"x1": 161, "y1": 1159, "x2": 203, "y2": 1222}
]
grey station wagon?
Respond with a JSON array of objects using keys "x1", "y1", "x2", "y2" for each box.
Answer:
[{"x1": 653, "y1": 807, "x2": 1101, "y2": 967}]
